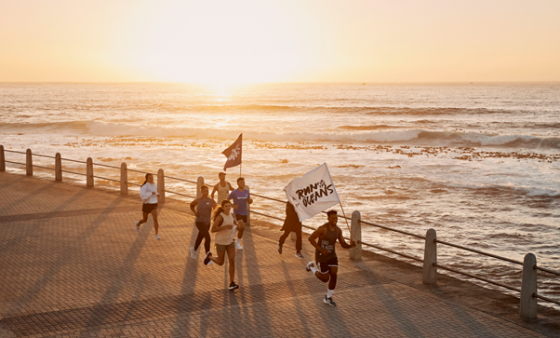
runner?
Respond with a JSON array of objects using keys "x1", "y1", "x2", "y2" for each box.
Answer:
[
  {"x1": 277, "y1": 201, "x2": 304, "y2": 259},
  {"x1": 306, "y1": 210, "x2": 355, "y2": 306},
  {"x1": 211, "y1": 172, "x2": 234, "y2": 204},
  {"x1": 189, "y1": 184, "x2": 217, "y2": 261},
  {"x1": 204, "y1": 199, "x2": 244, "y2": 291},
  {"x1": 228, "y1": 177, "x2": 253, "y2": 250},
  {"x1": 135, "y1": 173, "x2": 161, "y2": 240}
]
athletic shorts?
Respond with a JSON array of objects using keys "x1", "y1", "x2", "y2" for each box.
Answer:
[
  {"x1": 216, "y1": 242, "x2": 235, "y2": 253},
  {"x1": 235, "y1": 214, "x2": 247, "y2": 223},
  {"x1": 142, "y1": 203, "x2": 158, "y2": 213},
  {"x1": 317, "y1": 257, "x2": 338, "y2": 274}
]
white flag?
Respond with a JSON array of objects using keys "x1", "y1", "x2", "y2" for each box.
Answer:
[{"x1": 283, "y1": 163, "x2": 340, "y2": 222}]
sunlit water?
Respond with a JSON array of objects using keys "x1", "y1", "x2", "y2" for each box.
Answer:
[{"x1": 1, "y1": 83, "x2": 559, "y2": 309}]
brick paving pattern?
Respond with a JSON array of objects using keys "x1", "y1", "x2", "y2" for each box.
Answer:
[{"x1": 0, "y1": 172, "x2": 551, "y2": 337}]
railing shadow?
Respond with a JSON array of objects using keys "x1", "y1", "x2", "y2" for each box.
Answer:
[{"x1": 6, "y1": 196, "x2": 126, "y2": 316}]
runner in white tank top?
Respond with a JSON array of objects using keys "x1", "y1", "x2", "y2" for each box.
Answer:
[
  {"x1": 204, "y1": 199, "x2": 244, "y2": 291},
  {"x1": 211, "y1": 172, "x2": 234, "y2": 204}
]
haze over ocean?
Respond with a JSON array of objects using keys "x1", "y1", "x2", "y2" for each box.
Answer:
[{"x1": 1, "y1": 82, "x2": 559, "y2": 307}]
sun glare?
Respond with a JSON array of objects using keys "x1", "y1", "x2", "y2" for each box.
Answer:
[{"x1": 116, "y1": 1, "x2": 309, "y2": 86}]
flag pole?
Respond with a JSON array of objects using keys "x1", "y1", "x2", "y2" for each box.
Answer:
[
  {"x1": 239, "y1": 163, "x2": 242, "y2": 178},
  {"x1": 324, "y1": 163, "x2": 352, "y2": 243}
]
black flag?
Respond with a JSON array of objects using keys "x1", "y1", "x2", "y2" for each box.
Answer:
[{"x1": 222, "y1": 133, "x2": 242, "y2": 171}]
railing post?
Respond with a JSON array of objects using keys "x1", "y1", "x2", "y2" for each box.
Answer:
[
  {"x1": 196, "y1": 176, "x2": 204, "y2": 198},
  {"x1": 520, "y1": 253, "x2": 537, "y2": 320},
  {"x1": 0, "y1": 145, "x2": 5, "y2": 172},
  {"x1": 423, "y1": 228, "x2": 437, "y2": 285},
  {"x1": 55, "y1": 153, "x2": 62, "y2": 182},
  {"x1": 26, "y1": 149, "x2": 33, "y2": 176},
  {"x1": 157, "y1": 169, "x2": 165, "y2": 203},
  {"x1": 120, "y1": 163, "x2": 128, "y2": 196},
  {"x1": 349, "y1": 210, "x2": 362, "y2": 260},
  {"x1": 86, "y1": 157, "x2": 94, "y2": 187}
]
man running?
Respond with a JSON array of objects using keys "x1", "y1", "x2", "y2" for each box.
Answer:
[
  {"x1": 306, "y1": 210, "x2": 355, "y2": 306},
  {"x1": 228, "y1": 177, "x2": 253, "y2": 250},
  {"x1": 211, "y1": 172, "x2": 234, "y2": 204}
]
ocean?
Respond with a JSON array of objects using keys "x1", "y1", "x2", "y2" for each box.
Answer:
[{"x1": 1, "y1": 82, "x2": 559, "y2": 308}]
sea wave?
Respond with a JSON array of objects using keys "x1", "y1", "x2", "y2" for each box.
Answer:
[{"x1": 2, "y1": 121, "x2": 560, "y2": 150}]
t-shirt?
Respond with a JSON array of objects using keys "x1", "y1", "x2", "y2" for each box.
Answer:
[{"x1": 228, "y1": 188, "x2": 250, "y2": 216}]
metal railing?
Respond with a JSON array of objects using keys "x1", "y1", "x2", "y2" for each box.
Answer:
[{"x1": 1, "y1": 145, "x2": 559, "y2": 317}]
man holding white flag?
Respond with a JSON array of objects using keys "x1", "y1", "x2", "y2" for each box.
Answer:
[{"x1": 283, "y1": 163, "x2": 355, "y2": 307}]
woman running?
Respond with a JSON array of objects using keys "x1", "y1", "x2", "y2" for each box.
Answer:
[
  {"x1": 135, "y1": 173, "x2": 160, "y2": 240},
  {"x1": 204, "y1": 199, "x2": 243, "y2": 291},
  {"x1": 189, "y1": 184, "x2": 216, "y2": 261}
]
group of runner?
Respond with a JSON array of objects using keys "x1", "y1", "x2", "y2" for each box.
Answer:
[{"x1": 135, "y1": 171, "x2": 355, "y2": 306}]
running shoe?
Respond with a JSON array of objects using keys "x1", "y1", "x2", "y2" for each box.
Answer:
[
  {"x1": 235, "y1": 241, "x2": 243, "y2": 250},
  {"x1": 277, "y1": 243, "x2": 282, "y2": 254},
  {"x1": 206, "y1": 252, "x2": 213, "y2": 265},
  {"x1": 305, "y1": 261, "x2": 315, "y2": 272},
  {"x1": 190, "y1": 247, "x2": 196, "y2": 259},
  {"x1": 323, "y1": 296, "x2": 336, "y2": 307},
  {"x1": 155, "y1": 234, "x2": 161, "y2": 240},
  {"x1": 135, "y1": 221, "x2": 140, "y2": 232},
  {"x1": 229, "y1": 282, "x2": 239, "y2": 291},
  {"x1": 203, "y1": 252, "x2": 213, "y2": 265},
  {"x1": 295, "y1": 252, "x2": 304, "y2": 259}
]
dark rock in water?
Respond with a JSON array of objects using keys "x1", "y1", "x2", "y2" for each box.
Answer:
[
  {"x1": 387, "y1": 165, "x2": 401, "y2": 169},
  {"x1": 281, "y1": 159, "x2": 288, "y2": 163}
]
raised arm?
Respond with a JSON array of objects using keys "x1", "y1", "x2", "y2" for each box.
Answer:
[
  {"x1": 338, "y1": 230, "x2": 356, "y2": 249},
  {"x1": 211, "y1": 184, "x2": 218, "y2": 199},
  {"x1": 139, "y1": 185, "x2": 152, "y2": 200},
  {"x1": 211, "y1": 215, "x2": 233, "y2": 233},
  {"x1": 189, "y1": 198, "x2": 199, "y2": 217}
]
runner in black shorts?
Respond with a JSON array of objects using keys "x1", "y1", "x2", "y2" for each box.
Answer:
[{"x1": 306, "y1": 210, "x2": 355, "y2": 306}]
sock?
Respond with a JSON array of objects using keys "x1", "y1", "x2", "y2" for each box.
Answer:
[
  {"x1": 310, "y1": 267, "x2": 318, "y2": 273},
  {"x1": 236, "y1": 238, "x2": 240, "y2": 243},
  {"x1": 327, "y1": 289, "x2": 334, "y2": 298}
]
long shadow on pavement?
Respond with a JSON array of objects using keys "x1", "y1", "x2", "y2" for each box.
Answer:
[{"x1": 5, "y1": 196, "x2": 127, "y2": 316}]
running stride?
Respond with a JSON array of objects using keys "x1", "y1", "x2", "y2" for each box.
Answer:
[
  {"x1": 136, "y1": 173, "x2": 161, "y2": 240},
  {"x1": 204, "y1": 199, "x2": 243, "y2": 291},
  {"x1": 189, "y1": 184, "x2": 217, "y2": 261},
  {"x1": 306, "y1": 210, "x2": 355, "y2": 306}
]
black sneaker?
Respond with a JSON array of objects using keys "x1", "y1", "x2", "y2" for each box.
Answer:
[
  {"x1": 203, "y1": 252, "x2": 213, "y2": 265},
  {"x1": 229, "y1": 282, "x2": 239, "y2": 291},
  {"x1": 277, "y1": 242, "x2": 282, "y2": 254},
  {"x1": 323, "y1": 296, "x2": 336, "y2": 307}
]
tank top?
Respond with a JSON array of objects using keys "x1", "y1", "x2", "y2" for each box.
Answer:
[
  {"x1": 217, "y1": 181, "x2": 231, "y2": 203},
  {"x1": 214, "y1": 211, "x2": 235, "y2": 245},
  {"x1": 315, "y1": 223, "x2": 340, "y2": 263},
  {"x1": 195, "y1": 197, "x2": 213, "y2": 225}
]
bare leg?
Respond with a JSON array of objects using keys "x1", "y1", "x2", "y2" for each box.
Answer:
[
  {"x1": 226, "y1": 247, "x2": 236, "y2": 284},
  {"x1": 328, "y1": 267, "x2": 338, "y2": 290},
  {"x1": 237, "y1": 220, "x2": 245, "y2": 239},
  {"x1": 315, "y1": 271, "x2": 330, "y2": 282},
  {"x1": 210, "y1": 250, "x2": 226, "y2": 266},
  {"x1": 151, "y1": 208, "x2": 159, "y2": 235},
  {"x1": 137, "y1": 212, "x2": 149, "y2": 225}
]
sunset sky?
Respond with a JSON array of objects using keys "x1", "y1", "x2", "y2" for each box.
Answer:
[{"x1": 1, "y1": 0, "x2": 559, "y2": 84}]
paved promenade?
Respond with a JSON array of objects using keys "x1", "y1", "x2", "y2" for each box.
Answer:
[{"x1": 0, "y1": 172, "x2": 554, "y2": 337}]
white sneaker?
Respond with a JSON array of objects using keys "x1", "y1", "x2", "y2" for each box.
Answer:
[
  {"x1": 235, "y1": 241, "x2": 243, "y2": 250},
  {"x1": 135, "y1": 221, "x2": 140, "y2": 232},
  {"x1": 155, "y1": 234, "x2": 161, "y2": 240},
  {"x1": 190, "y1": 247, "x2": 196, "y2": 259}
]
